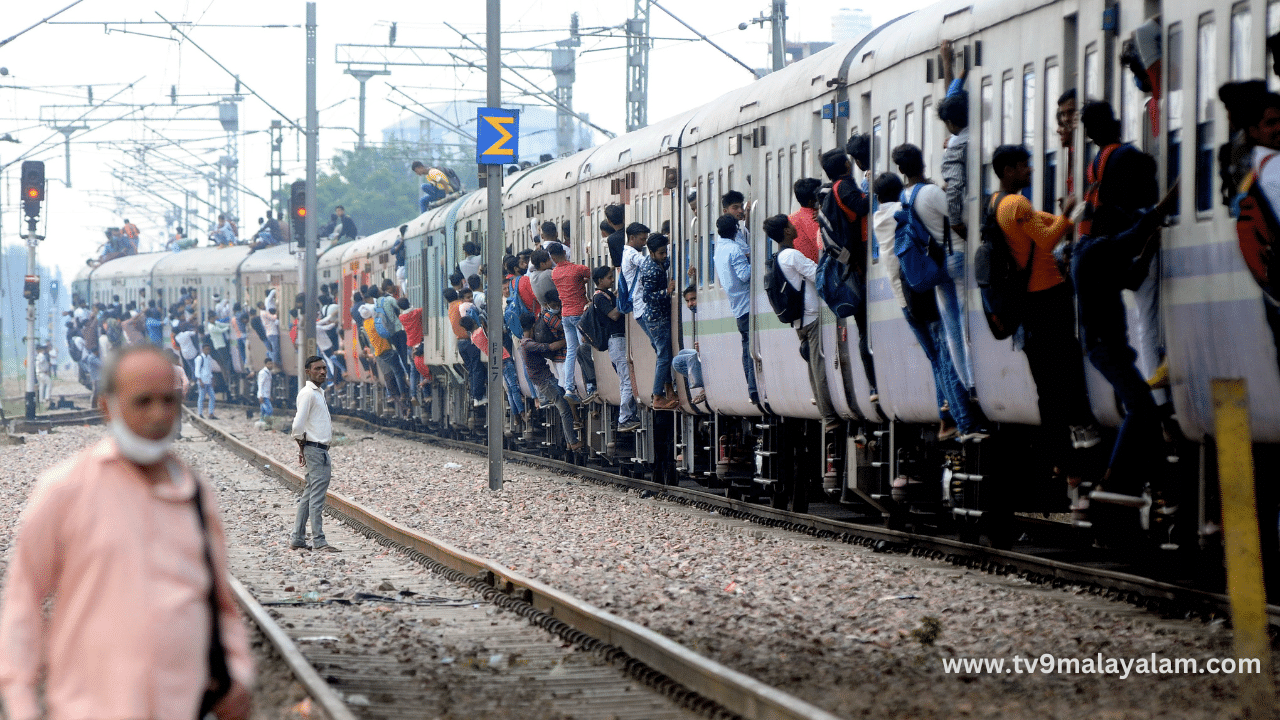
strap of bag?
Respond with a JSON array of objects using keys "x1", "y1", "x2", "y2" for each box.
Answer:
[
  {"x1": 833, "y1": 179, "x2": 857, "y2": 223},
  {"x1": 180, "y1": 463, "x2": 233, "y2": 718}
]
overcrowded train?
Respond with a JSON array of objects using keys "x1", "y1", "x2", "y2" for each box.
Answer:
[{"x1": 73, "y1": 0, "x2": 1280, "y2": 561}]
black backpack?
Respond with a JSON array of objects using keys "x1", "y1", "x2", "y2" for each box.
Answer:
[
  {"x1": 765, "y1": 254, "x2": 805, "y2": 324},
  {"x1": 974, "y1": 192, "x2": 1033, "y2": 340},
  {"x1": 576, "y1": 290, "x2": 611, "y2": 352}
]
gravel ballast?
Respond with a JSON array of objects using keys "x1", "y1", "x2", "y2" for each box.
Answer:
[{"x1": 183, "y1": 412, "x2": 1267, "y2": 719}]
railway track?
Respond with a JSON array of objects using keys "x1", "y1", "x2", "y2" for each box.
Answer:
[
  {"x1": 316, "y1": 409, "x2": 1279, "y2": 632},
  {"x1": 185, "y1": 409, "x2": 843, "y2": 720}
]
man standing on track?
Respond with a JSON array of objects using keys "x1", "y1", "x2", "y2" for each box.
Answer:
[
  {"x1": 291, "y1": 355, "x2": 340, "y2": 552},
  {"x1": 0, "y1": 344, "x2": 254, "y2": 720}
]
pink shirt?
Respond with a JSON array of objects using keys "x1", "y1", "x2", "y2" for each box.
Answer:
[{"x1": 0, "y1": 439, "x2": 254, "y2": 720}]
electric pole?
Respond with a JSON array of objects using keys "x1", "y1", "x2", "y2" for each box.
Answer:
[
  {"x1": 301, "y1": 2, "x2": 318, "y2": 380},
  {"x1": 552, "y1": 14, "x2": 580, "y2": 157},
  {"x1": 625, "y1": 0, "x2": 651, "y2": 132},
  {"x1": 486, "y1": 0, "x2": 504, "y2": 491},
  {"x1": 771, "y1": 0, "x2": 787, "y2": 71}
]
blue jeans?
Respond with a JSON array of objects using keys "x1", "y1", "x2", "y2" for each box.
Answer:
[
  {"x1": 608, "y1": 335, "x2": 637, "y2": 424},
  {"x1": 672, "y1": 348, "x2": 703, "y2": 388},
  {"x1": 260, "y1": 397, "x2": 273, "y2": 418},
  {"x1": 560, "y1": 314, "x2": 595, "y2": 396},
  {"x1": 376, "y1": 351, "x2": 409, "y2": 399},
  {"x1": 458, "y1": 339, "x2": 484, "y2": 400},
  {"x1": 902, "y1": 289, "x2": 975, "y2": 433},
  {"x1": 266, "y1": 334, "x2": 281, "y2": 365},
  {"x1": 235, "y1": 338, "x2": 247, "y2": 372},
  {"x1": 643, "y1": 314, "x2": 673, "y2": 397},
  {"x1": 536, "y1": 378, "x2": 578, "y2": 444},
  {"x1": 736, "y1": 314, "x2": 758, "y2": 400},
  {"x1": 503, "y1": 357, "x2": 525, "y2": 414},
  {"x1": 936, "y1": 249, "x2": 973, "y2": 390},
  {"x1": 198, "y1": 382, "x2": 216, "y2": 417}
]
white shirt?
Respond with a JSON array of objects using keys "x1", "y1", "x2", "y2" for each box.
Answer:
[
  {"x1": 1254, "y1": 146, "x2": 1280, "y2": 218},
  {"x1": 194, "y1": 352, "x2": 215, "y2": 385},
  {"x1": 874, "y1": 201, "x2": 908, "y2": 308},
  {"x1": 621, "y1": 244, "x2": 647, "y2": 319},
  {"x1": 175, "y1": 330, "x2": 199, "y2": 360},
  {"x1": 776, "y1": 247, "x2": 821, "y2": 328},
  {"x1": 35, "y1": 352, "x2": 50, "y2": 375},
  {"x1": 257, "y1": 367, "x2": 273, "y2": 400},
  {"x1": 458, "y1": 254, "x2": 483, "y2": 280},
  {"x1": 260, "y1": 310, "x2": 279, "y2": 337},
  {"x1": 903, "y1": 182, "x2": 950, "y2": 243},
  {"x1": 316, "y1": 319, "x2": 335, "y2": 352},
  {"x1": 291, "y1": 380, "x2": 332, "y2": 444},
  {"x1": 73, "y1": 307, "x2": 88, "y2": 323},
  {"x1": 264, "y1": 288, "x2": 278, "y2": 314}
]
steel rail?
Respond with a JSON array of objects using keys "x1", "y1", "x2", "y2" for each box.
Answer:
[{"x1": 186, "y1": 409, "x2": 843, "y2": 720}]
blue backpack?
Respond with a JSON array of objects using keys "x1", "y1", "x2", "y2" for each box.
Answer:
[
  {"x1": 815, "y1": 253, "x2": 861, "y2": 318},
  {"x1": 616, "y1": 265, "x2": 635, "y2": 314},
  {"x1": 894, "y1": 184, "x2": 951, "y2": 292}
]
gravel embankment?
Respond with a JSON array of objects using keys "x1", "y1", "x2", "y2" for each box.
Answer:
[{"x1": 201, "y1": 413, "x2": 1264, "y2": 719}]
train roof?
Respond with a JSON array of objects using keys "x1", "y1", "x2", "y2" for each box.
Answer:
[
  {"x1": 236, "y1": 244, "x2": 294, "y2": 275},
  {"x1": 582, "y1": 109, "x2": 695, "y2": 179},
  {"x1": 406, "y1": 193, "x2": 467, "y2": 238},
  {"x1": 153, "y1": 246, "x2": 251, "y2": 278},
  {"x1": 338, "y1": 226, "x2": 401, "y2": 265},
  {"x1": 503, "y1": 155, "x2": 582, "y2": 207},
  {"x1": 451, "y1": 186, "x2": 489, "y2": 220}
]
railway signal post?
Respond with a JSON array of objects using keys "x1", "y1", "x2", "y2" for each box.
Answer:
[
  {"x1": 479, "y1": 0, "x2": 509, "y2": 491},
  {"x1": 20, "y1": 161, "x2": 45, "y2": 421}
]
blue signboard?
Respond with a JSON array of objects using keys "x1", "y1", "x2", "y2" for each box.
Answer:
[{"x1": 476, "y1": 107, "x2": 519, "y2": 165}]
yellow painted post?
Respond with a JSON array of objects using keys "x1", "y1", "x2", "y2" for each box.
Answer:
[{"x1": 1211, "y1": 378, "x2": 1277, "y2": 718}]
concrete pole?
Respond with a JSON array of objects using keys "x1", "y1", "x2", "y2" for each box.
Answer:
[
  {"x1": 486, "y1": 0, "x2": 504, "y2": 491},
  {"x1": 301, "y1": 2, "x2": 319, "y2": 380},
  {"x1": 344, "y1": 69, "x2": 390, "y2": 150},
  {"x1": 771, "y1": 0, "x2": 787, "y2": 72}
]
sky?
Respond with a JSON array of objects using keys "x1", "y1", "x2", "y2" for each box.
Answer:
[{"x1": 0, "y1": 0, "x2": 934, "y2": 285}]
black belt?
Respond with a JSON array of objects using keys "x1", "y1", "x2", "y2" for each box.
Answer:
[{"x1": 304, "y1": 440, "x2": 330, "y2": 451}]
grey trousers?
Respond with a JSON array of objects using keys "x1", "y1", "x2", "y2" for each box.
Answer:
[{"x1": 292, "y1": 445, "x2": 332, "y2": 548}]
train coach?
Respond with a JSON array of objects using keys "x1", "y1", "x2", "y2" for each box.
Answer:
[{"x1": 76, "y1": 0, "x2": 1280, "y2": 558}]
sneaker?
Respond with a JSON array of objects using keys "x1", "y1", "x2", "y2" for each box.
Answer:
[
  {"x1": 564, "y1": 393, "x2": 583, "y2": 404},
  {"x1": 691, "y1": 388, "x2": 706, "y2": 404},
  {"x1": 937, "y1": 420, "x2": 958, "y2": 442},
  {"x1": 314, "y1": 544, "x2": 342, "y2": 553},
  {"x1": 473, "y1": 397, "x2": 488, "y2": 407},
  {"x1": 1147, "y1": 360, "x2": 1170, "y2": 389},
  {"x1": 582, "y1": 390, "x2": 599, "y2": 403},
  {"x1": 653, "y1": 396, "x2": 679, "y2": 410},
  {"x1": 958, "y1": 427, "x2": 990, "y2": 443},
  {"x1": 1071, "y1": 424, "x2": 1101, "y2": 450},
  {"x1": 568, "y1": 440, "x2": 584, "y2": 451},
  {"x1": 290, "y1": 542, "x2": 310, "y2": 551},
  {"x1": 208, "y1": 414, "x2": 218, "y2": 420},
  {"x1": 618, "y1": 420, "x2": 641, "y2": 432}
]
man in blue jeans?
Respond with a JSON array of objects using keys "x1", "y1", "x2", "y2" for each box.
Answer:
[
  {"x1": 638, "y1": 233, "x2": 678, "y2": 409},
  {"x1": 194, "y1": 342, "x2": 217, "y2": 419}
]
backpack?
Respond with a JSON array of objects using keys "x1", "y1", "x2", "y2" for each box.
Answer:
[
  {"x1": 815, "y1": 179, "x2": 867, "y2": 318},
  {"x1": 616, "y1": 265, "x2": 635, "y2": 314},
  {"x1": 765, "y1": 253, "x2": 805, "y2": 324},
  {"x1": 576, "y1": 290, "x2": 612, "y2": 352},
  {"x1": 974, "y1": 193, "x2": 1034, "y2": 340},
  {"x1": 894, "y1": 184, "x2": 951, "y2": 292},
  {"x1": 1236, "y1": 153, "x2": 1280, "y2": 299}
]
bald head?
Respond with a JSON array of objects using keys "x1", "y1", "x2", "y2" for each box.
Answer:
[{"x1": 100, "y1": 346, "x2": 183, "y2": 441}]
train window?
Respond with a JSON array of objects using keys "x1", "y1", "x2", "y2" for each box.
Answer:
[
  {"x1": 1196, "y1": 15, "x2": 1216, "y2": 214},
  {"x1": 800, "y1": 142, "x2": 811, "y2": 185},
  {"x1": 1167, "y1": 23, "x2": 1184, "y2": 220},
  {"x1": 1231, "y1": 4, "x2": 1251, "y2": 81},
  {"x1": 887, "y1": 111, "x2": 899, "y2": 156},
  {"x1": 1001, "y1": 71, "x2": 1015, "y2": 145},
  {"x1": 1022, "y1": 66, "x2": 1036, "y2": 152},
  {"x1": 904, "y1": 104, "x2": 916, "y2": 151},
  {"x1": 872, "y1": 118, "x2": 884, "y2": 173},
  {"x1": 1122, "y1": 48, "x2": 1144, "y2": 145},
  {"x1": 1044, "y1": 62, "x2": 1060, "y2": 213},
  {"x1": 728, "y1": 165, "x2": 735, "y2": 195},
  {"x1": 1084, "y1": 44, "x2": 1100, "y2": 102},
  {"x1": 980, "y1": 77, "x2": 994, "y2": 198},
  {"x1": 707, "y1": 172, "x2": 716, "y2": 286},
  {"x1": 776, "y1": 150, "x2": 784, "y2": 214},
  {"x1": 1270, "y1": 2, "x2": 1280, "y2": 92},
  {"x1": 765, "y1": 154, "x2": 772, "y2": 216}
]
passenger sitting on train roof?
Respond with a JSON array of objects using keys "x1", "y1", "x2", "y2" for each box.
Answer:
[
  {"x1": 458, "y1": 241, "x2": 483, "y2": 279},
  {"x1": 528, "y1": 249, "x2": 556, "y2": 313},
  {"x1": 210, "y1": 214, "x2": 237, "y2": 247},
  {"x1": 789, "y1": 178, "x2": 823, "y2": 263},
  {"x1": 591, "y1": 265, "x2": 638, "y2": 431},
  {"x1": 990, "y1": 144, "x2": 1100, "y2": 499},
  {"x1": 873, "y1": 171, "x2": 983, "y2": 443},
  {"x1": 324, "y1": 206, "x2": 359, "y2": 243},
  {"x1": 712, "y1": 214, "x2": 757, "y2": 405},
  {"x1": 605, "y1": 204, "x2": 626, "y2": 267},
  {"x1": 520, "y1": 311, "x2": 581, "y2": 451},
  {"x1": 548, "y1": 242, "x2": 596, "y2": 404},
  {"x1": 638, "y1": 234, "x2": 678, "y2": 410},
  {"x1": 765, "y1": 215, "x2": 839, "y2": 432},
  {"x1": 672, "y1": 284, "x2": 704, "y2": 406},
  {"x1": 893, "y1": 142, "x2": 974, "y2": 392},
  {"x1": 938, "y1": 92, "x2": 970, "y2": 240},
  {"x1": 818, "y1": 148, "x2": 876, "y2": 402}
]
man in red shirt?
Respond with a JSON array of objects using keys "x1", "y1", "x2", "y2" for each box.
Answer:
[
  {"x1": 547, "y1": 242, "x2": 596, "y2": 403},
  {"x1": 397, "y1": 296, "x2": 424, "y2": 403},
  {"x1": 788, "y1": 177, "x2": 823, "y2": 262}
]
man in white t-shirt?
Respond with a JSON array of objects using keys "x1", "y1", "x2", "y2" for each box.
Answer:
[
  {"x1": 620, "y1": 222, "x2": 650, "y2": 320},
  {"x1": 174, "y1": 324, "x2": 200, "y2": 383},
  {"x1": 763, "y1": 215, "x2": 839, "y2": 432}
]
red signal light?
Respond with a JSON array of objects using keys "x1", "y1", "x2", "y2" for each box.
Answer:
[
  {"x1": 297, "y1": 207, "x2": 306, "y2": 218},
  {"x1": 26, "y1": 187, "x2": 39, "y2": 199}
]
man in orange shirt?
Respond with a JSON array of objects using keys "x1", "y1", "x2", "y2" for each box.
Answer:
[
  {"x1": 991, "y1": 144, "x2": 1100, "y2": 484},
  {"x1": 0, "y1": 345, "x2": 254, "y2": 720},
  {"x1": 788, "y1": 178, "x2": 823, "y2": 263}
]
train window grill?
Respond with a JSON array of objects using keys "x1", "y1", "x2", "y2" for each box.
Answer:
[
  {"x1": 729, "y1": 134, "x2": 742, "y2": 155},
  {"x1": 887, "y1": 112, "x2": 898, "y2": 158},
  {"x1": 872, "y1": 118, "x2": 884, "y2": 174},
  {"x1": 1231, "y1": 4, "x2": 1251, "y2": 81},
  {"x1": 379, "y1": 253, "x2": 389, "y2": 265},
  {"x1": 922, "y1": 98, "x2": 934, "y2": 174},
  {"x1": 1001, "y1": 71, "x2": 1015, "y2": 145},
  {"x1": 980, "y1": 77, "x2": 994, "y2": 198},
  {"x1": 1167, "y1": 23, "x2": 1184, "y2": 221},
  {"x1": 1084, "y1": 44, "x2": 1100, "y2": 104},
  {"x1": 905, "y1": 104, "x2": 916, "y2": 153},
  {"x1": 1022, "y1": 67, "x2": 1036, "y2": 152},
  {"x1": 1195, "y1": 15, "x2": 1216, "y2": 214}
]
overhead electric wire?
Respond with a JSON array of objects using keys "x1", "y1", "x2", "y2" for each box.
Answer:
[
  {"x1": 1, "y1": 78, "x2": 147, "y2": 172},
  {"x1": 0, "y1": 0, "x2": 94, "y2": 50},
  {"x1": 648, "y1": 0, "x2": 758, "y2": 76},
  {"x1": 387, "y1": 86, "x2": 477, "y2": 142}
]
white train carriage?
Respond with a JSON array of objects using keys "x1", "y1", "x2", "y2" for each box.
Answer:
[
  {"x1": 71, "y1": 264, "x2": 93, "y2": 307},
  {"x1": 237, "y1": 245, "x2": 298, "y2": 380},
  {"x1": 86, "y1": 252, "x2": 168, "y2": 312},
  {"x1": 151, "y1": 247, "x2": 248, "y2": 326}
]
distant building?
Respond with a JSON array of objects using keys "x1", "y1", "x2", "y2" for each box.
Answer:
[
  {"x1": 832, "y1": 7, "x2": 873, "y2": 45},
  {"x1": 382, "y1": 102, "x2": 596, "y2": 189}
]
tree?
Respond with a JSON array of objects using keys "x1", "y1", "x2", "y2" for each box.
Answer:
[{"x1": 314, "y1": 143, "x2": 419, "y2": 237}]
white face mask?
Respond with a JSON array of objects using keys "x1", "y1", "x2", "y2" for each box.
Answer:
[{"x1": 107, "y1": 399, "x2": 181, "y2": 465}]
